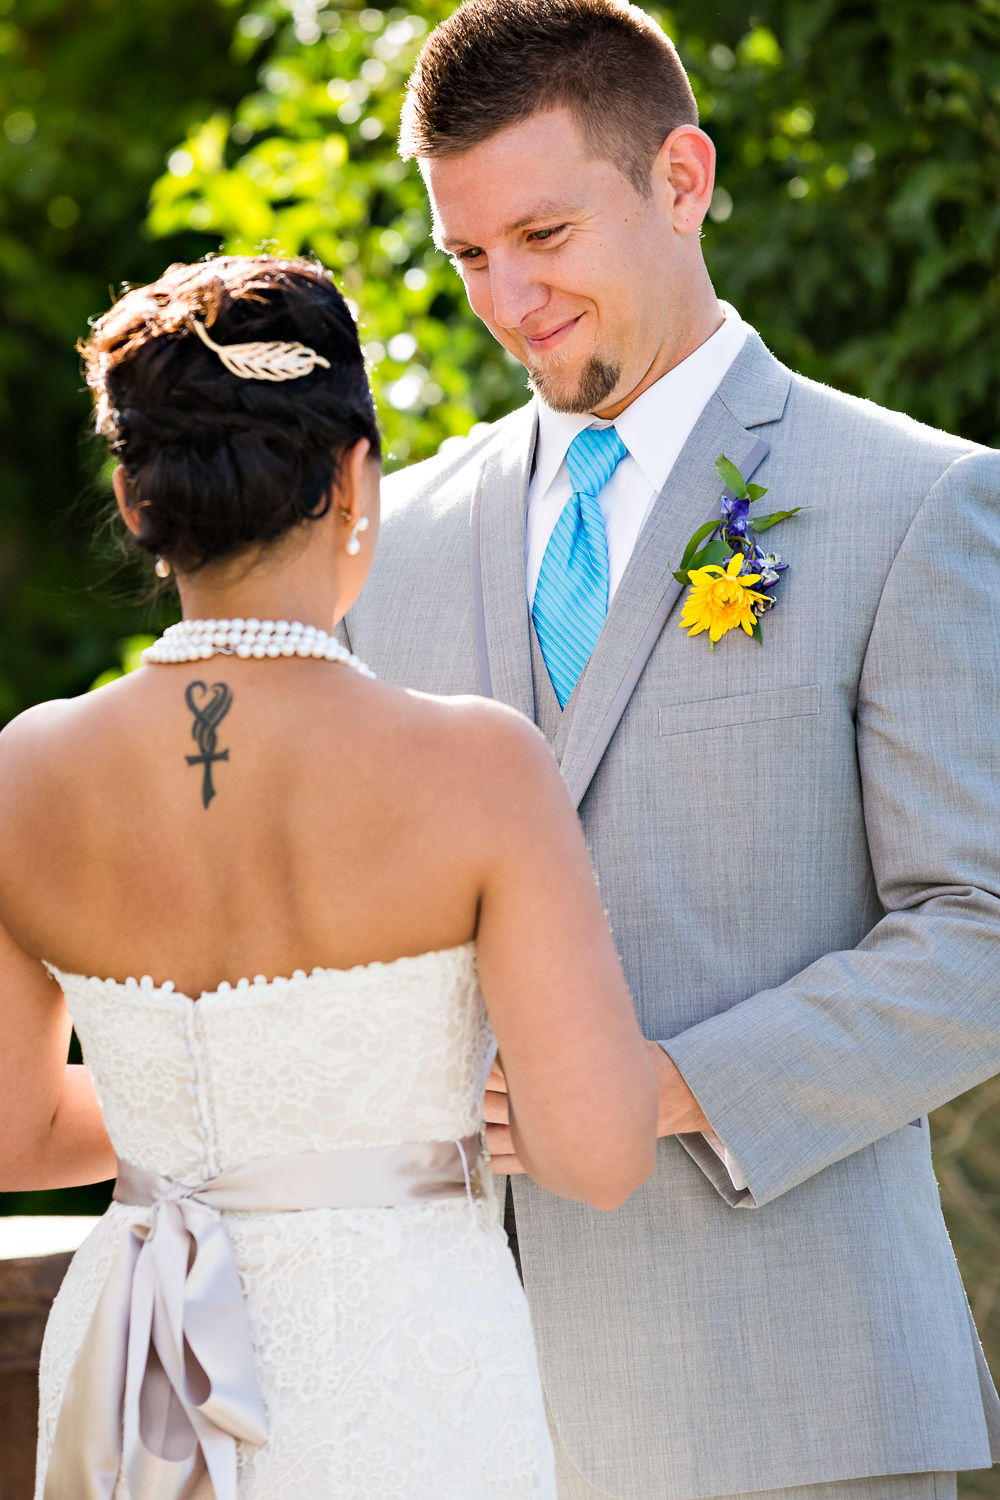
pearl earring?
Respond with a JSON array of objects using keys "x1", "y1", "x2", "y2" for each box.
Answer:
[
  {"x1": 154, "y1": 557, "x2": 172, "y2": 579},
  {"x1": 346, "y1": 516, "x2": 370, "y2": 556}
]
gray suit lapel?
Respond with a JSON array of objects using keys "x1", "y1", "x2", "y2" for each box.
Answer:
[
  {"x1": 472, "y1": 405, "x2": 537, "y2": 719},
  {"x1": 559, "y1": 335, "x2": 791, "y2": 807}
]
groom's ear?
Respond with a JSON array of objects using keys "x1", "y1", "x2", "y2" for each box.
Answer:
[
  {"x1": 654, "y1": 125, "x2": 716, "y2": 235},
  {"x1": 112, "y1": 465, "x2": 144, "y2": 537}
]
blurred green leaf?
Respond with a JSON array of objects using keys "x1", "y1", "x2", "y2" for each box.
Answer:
[{"x1": 89, "y1": 635, "x2": 157, "y2": 689}]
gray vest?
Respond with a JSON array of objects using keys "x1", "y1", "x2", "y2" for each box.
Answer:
[{"x1": 528, "y1": 619, "x2": 579, "y2": 751}]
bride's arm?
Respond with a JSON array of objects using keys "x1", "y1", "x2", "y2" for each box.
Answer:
[
  {"x1": 0, "y1": 915, "x2": 115, "y2": 1191},
  {"x1": 469, "y1": 704, "x2": 657, "y2": 1211}
]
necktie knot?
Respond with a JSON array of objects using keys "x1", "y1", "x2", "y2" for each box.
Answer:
[{"x1": 565, "y1": 425, "x2": 628, "y2": 498}]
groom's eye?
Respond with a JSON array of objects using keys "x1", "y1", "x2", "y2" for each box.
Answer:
[
  {"x1": 454, "y1": 246, "x2": 485, "y2": 266},
  {"x1": 529, "y1": 225, "x2": 567, "y2": 243}
]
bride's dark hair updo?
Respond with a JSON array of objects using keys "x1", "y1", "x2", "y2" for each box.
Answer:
[{"x1": 81, "y1": 254, "x2": 381, "y2": 573}]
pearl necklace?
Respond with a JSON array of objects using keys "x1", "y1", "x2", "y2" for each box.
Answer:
[{"x1": 141, "y1": 618, "x2": 376, "y2": 676}]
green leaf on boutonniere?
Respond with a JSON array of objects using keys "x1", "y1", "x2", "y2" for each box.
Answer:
[
  {"x1": 713, "y1": 455, "x2": 770, "y2": 504},
  {"x1": 670, "y1": 537, "x2": 730, "y2": 584},
  {"x1": 714, "y1": 454, "x2": 746, "y2": 495},
  {"x1": 691, "y1": 539, "x2": 730, "y2": 570},
  {"x1": 673, "y1": 518, "x2": 721, "y2": 576},
  {"x1": 753, "y1": 507, "x2": 806, "y2": 532}
]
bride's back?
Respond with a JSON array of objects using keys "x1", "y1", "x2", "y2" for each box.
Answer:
[
  {"x1": 0, "y1": 658, "x2": 499, "y2": 995},
  {"x1": 0, "y1": 252, "x2": 493, "y2": 992},
  {"x1": 0, "y1": 252, "x2": 655, "y2": 1217}
]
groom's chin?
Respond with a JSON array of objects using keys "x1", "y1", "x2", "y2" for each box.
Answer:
[{"x1": 527, "y1": 356, "x2": 622, "y2": 415}]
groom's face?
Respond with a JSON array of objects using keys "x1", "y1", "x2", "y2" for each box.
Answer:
[{"x1": 424, "y1": 106, "x2": 707, "y2": 418}]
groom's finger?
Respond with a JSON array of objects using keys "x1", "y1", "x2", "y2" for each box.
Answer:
[
  {"x1": 487, "y1": 1060, "x2": 508, "y2": 1092},
  {"x1": 485, "y1": 1121, "x2": 520, "y2": 1160},
  {"x1": 488, "y1": 1152, "x2": 525, "y2": 1175},
  {"x1": 483, "y1": 1087, "x2": 510, "y2": 1124},
  {"x1": 487, "y1": 1144, "x2": 525, "y2": 1175},
  {"x1": 485, "y1": 1121, "x2": 514, "y2": 1154}
]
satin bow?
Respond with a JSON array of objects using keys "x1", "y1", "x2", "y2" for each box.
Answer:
[
  {"x1": 43, "y1": 1135, "x2": 481, "y2": 1500},
  {"x1": 44, "y1": 1167, "x2": 269, "y2": 1500}
]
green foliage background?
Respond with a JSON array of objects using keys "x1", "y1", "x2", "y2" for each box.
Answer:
[
  {"x1": 3, "y1": 0, "x2": 999, "y2": 711},
  {"x1": 2, "y1": 4, "x2": 999, "y2": 1484}
]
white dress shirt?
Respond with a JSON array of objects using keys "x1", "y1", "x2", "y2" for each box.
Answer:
[
  {"x1": 526, "y1": 300, "x2": 751, "y2": 1193},
  {"x1": 526, "y1": 301, "x2": 750, "y2": 607}
]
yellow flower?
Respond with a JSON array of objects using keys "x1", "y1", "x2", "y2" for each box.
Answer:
[{"x1": 679, "y1": 553, "x2": 770, "y2": 645}]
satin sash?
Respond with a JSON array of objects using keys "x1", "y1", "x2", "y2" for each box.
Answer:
[{"x1": 43, "y1": 1134, "x2": 482, "y2": 1500}]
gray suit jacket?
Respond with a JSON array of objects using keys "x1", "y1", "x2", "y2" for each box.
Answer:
[{"x1": 344, "y1": 332, "x2": 1000, "y2": 1498}]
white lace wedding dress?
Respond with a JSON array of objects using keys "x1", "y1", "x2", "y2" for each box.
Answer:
[{"x1": 36, "y1": 943, "x2": 556, "y2": 1498}]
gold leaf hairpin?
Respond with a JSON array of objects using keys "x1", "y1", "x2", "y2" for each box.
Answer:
[{"x1": 189, "y1": 316, "x2": 331, "y2": 382}]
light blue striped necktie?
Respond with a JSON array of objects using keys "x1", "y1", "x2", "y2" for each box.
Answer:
[{"x1": 532, "y1": 425, "x2": 628, "y2": 708}]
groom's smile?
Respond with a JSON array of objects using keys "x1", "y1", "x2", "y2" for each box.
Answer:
[
  {"x1": 423, "y1": 104, "x2": 719, "y2": 417},
  {"x1": 523, "y1": 315, "x2": 583, "y2": 354}
]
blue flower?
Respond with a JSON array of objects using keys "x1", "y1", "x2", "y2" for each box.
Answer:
[
  {"x1": 720, "y1": 494, "x2": 750, "y2": 541},
  {"x1": 750, "y1": 549, "x2": 786, "y2": 590}
]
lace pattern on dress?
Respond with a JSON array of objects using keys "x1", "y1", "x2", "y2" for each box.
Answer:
[{"x1": 36, "y1": 946, "x2": 555, "y2": 1498}]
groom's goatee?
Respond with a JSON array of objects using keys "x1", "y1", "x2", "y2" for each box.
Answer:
[{"x1": 528, "y1": 355, "x2": 621, "y2": 413}]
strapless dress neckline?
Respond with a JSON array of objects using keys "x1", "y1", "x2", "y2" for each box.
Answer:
[{"x1": 44, "y1": 939, "x2": 477, "y2": 1006}]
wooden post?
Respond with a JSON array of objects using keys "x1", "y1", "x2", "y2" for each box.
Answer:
[
  {"x1": 0, "y1": 1220, "x2": 99, "y2": 1500},
  {"x1": 0, "y1": 1251, "x2": 71, "y2": 1500}
]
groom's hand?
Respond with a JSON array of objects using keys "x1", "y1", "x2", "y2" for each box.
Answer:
[
  {"x1": 647, "y1": 1041, "x2": 712, "y2": 1136},
  {"x1": 483, "y1": 1046, "x2": 710, "y2": 1174},
  {"x1": 483, "y1": 1061, "x2": 525, "y2": 1175}
]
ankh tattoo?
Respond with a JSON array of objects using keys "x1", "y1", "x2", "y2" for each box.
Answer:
[{"x1": 184, "y1": 681, "x2": 233, "y2": 808}]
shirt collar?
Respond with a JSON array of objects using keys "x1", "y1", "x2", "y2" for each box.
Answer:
[{"x1": 532, "y1": 302, "x2": 750, "y2": 497}]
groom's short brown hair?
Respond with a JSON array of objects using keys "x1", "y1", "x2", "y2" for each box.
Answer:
[{"x1": 398, "y1": 0, "x2": 698, "y2": 195}]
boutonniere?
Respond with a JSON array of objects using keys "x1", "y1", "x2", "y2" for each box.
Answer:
[{"x1": 672, "y1": 455, "x2": 805, "y2": 647}]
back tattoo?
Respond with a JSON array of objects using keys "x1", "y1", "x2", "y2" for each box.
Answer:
[{"x1": 184, "y1": 680, "x2": 233, "y2": 808}]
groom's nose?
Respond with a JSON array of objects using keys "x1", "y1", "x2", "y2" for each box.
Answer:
[{"x1": 483, "y1": 255, "x2": 548, "y2": 332}]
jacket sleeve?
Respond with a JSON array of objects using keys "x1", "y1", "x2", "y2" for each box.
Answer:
[{"x1": 660, "y1": 448, "x2": 1000, "y2": 1207}]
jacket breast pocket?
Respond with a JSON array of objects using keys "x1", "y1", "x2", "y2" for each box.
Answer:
[{"x1": 658, "y1": 683, "x2": 822, "y2": 736}]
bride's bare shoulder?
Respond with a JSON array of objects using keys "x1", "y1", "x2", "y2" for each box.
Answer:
[
  {"x1": 0, "y1": 694, "x2": 81, "y2": 769},
  {"x1": 0, "y1": 673, "x2": 138, "y2": 768},
  {"x1": 0, "y1": 677, "x2": 164, "y2": 835},
  {"x1": 384, "y1": 687, "x2": 563, "y2": 808},
  {"x1": 0, "y1": 698, "x2": 91, "y2": 856},
  {"x1": 393, "y1": 686, "x2": 546, "y2": 749}
]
